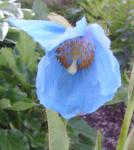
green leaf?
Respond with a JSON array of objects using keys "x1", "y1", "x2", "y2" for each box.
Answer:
[
  {"x1": 11, "y1": 101, "x2": 37, "y2": 111},
  {"x1": 1, "y1": 48, "x2": 30, "y2": 88},
  {"x1": 94, "y1": 130, "x2": 102, "y2": 150},
  {"x1": 123, "y1": 126, "x2": 134, "y2": 150},
  {"x1": 1, "y1": 48, "x2": 17, "y2": 70},
  {"x1": 106, "y1": 85, "x2": 128, "y2": 105},
  {"x1": 0, "y1": 98, "x2": 11, "y2": 109},
  {"x1": 68, "y1": 118, "x2": 96, "y2": 150},
  {"x1": 0, "y1": 1, "x2": 23, "y2": 19},
  {"x1": 32, "y1": 0, "x2": 49, "y2": 19},
  {"x1": 0, "y1": 129, "x2": 29, "y2": 150},
  {"x1": 7, "y1": 27, "x2": 20, "y2": 42},
  {"x1": 27, "y1": 132, "x2": 47, "y2": 148},
  {"x1": 69, "y1": 118, "x2": 97, "y2": 142},
  {"x1": 46, "y1": 109, "x2": 70, "y2": 150},
  {"x1": 22, "y1": 8, "x2": 35, "y2": 19},
  {"x1": 16, "y1": 32, "x2": 37, "y2": 72}
]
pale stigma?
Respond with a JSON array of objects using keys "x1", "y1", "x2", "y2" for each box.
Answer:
[
  {"x1": 67, "y1": 58, "x2": 78, "y2": 75},
  {"x1": 56, "y1": 37, "x2": 95, "y2": 73}
]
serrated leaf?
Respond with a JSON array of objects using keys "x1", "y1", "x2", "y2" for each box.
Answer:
[
  {"x1": 46, "y1": 109, "x2": 70, "y2": 150},
  {"x1": 0, "y1": 98, "x2": 11, "y2": 109},
  {"x1": 11, "y1": 101, "x2": 36, "y2": 111},
  {"x1": 0, "y1": 129, "x2": 29, "y2": 150}
]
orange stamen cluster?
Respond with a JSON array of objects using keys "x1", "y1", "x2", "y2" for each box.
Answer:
[{"x1": 56, "y1": 37, "x2": 95, "y2": 71}]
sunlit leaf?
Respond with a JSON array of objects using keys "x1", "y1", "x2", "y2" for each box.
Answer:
[
  {"x1": 0, "y1": 1, "x2": 23, "y2": 18},
  {"x1": 0, "y1": 98, "x2": 11, "y2": 109},
  {"x1": 47, "y1": 12, "x2": 72, "y2": 27},
  {"x1": 22, "y1": 8, "x2": 35, "y2": 19},
  {"x1": 11, "y1": 101, "x2": 37, "y2": 111}
]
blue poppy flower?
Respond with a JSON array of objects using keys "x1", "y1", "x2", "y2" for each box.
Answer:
[{"x1": 8, "y1": 17, "x2": 121, "y2": 119}]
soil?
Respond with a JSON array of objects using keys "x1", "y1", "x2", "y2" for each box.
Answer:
[{"x1": 84, "y1": 103, "x2": 134, "y2": 150}]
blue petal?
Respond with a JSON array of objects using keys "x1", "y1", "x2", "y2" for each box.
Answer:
[
  {"x1": 48, "y1": 17, "x2": 87, "y2": 50},
  {"x1": 36, "y1": 51, "x2": 116, "y2": 119},
  {"x1": 8, "y1": 18, "x2": 65, "y2": 51},
  {"x1": 8, "y1": 17, "x2": 87, "y2": 52},
  {"x1": 87, "y1": 24, "x2": 121, "y2": 95},
  {"x1": 87, "y1": 24, "x2": 111, "y2": 50}
]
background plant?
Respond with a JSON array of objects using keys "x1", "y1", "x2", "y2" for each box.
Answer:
[{"x1": 0, "y1": 0, "x2": 134, "y2": 150}]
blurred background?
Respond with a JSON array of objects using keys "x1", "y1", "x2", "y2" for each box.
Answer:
[{"x1": 0, "y1": 0, "x2": 134, "y2": 150}]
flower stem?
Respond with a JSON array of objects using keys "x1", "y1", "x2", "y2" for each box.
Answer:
[{"x1": 116, "y1": 92, "x2": 134, "y2": 150}]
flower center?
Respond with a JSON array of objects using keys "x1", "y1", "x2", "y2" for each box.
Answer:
[{"x1": 56, "y1": 37, "x2": 95, "y2": 75}]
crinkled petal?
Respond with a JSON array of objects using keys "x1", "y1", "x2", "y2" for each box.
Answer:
[
  {"x1": 88, "y1": 23, "x2": 111, "y2": 49},
  {"x1": 94, "y1": 48, "x2": 121, "y2": 95},
  {"x1": 8, "y1": 18, "x2": 65, "y2": 51},
  {"x1": 36, "y1": 51, "x2": 116, "y2": 119},
  {"x1": 8, "y1": 17, "x2": 87, "y2": 51},
  {"x1": 87, "y1": 24, "x2": 121, "y2": 95},
  {"x1": 48, "y1": 17, "x2": 87, "y2": 50}
]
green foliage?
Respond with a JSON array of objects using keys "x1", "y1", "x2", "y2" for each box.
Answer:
[
  {"x1": 0, "y1": 26, "x2": 46, "y2": 149},
  {"x1": 68, "y1": 118, "x2": 97, "y2": 150},
  {"x1": 0, "y1": 0, "x2": 23, "y2": 18},
  {"x1": 0, "y1": 0, "x2": 134, "y2": 150},
  {"x1": 0, "y1": 1, "x2": 48, "y2": 149},
  {"x1": 16, "y1": 32, "x2": 37, "y2": 72},
  {"x1": 0, "y1": 129, "x2": 29, "y2": 150},
  {"x1": 46, "y1": 109, "x2": 70, "y2": 150}
]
